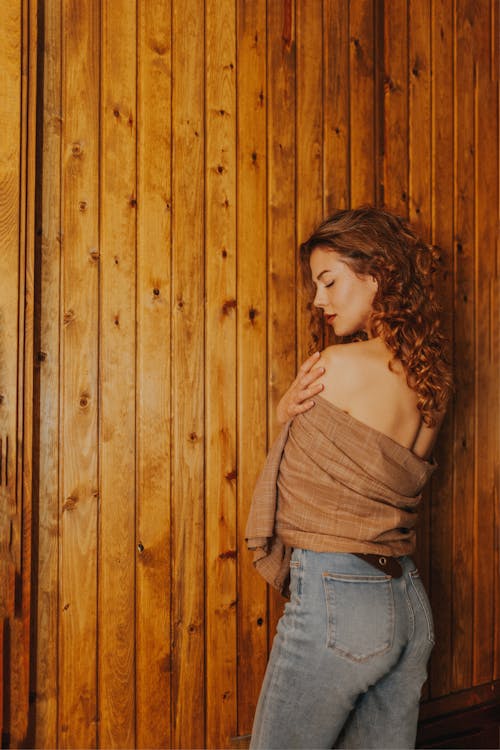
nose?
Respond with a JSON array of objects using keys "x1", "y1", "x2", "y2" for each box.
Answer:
[{"x1": 313, "y1": 286, "x2": 328, "y2": 309}]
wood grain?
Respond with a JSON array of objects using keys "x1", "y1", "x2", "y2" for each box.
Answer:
[
  {"x1": 384, "y1": 0, "x2": 409, "y2": 215},
  {"x1": 266, "y1": 0, "x2": 296, "y2": 643},
  {"x1": 170, "y1": 0, "x2": 206, "y2": 746},
  {"x1": 34, "y1": 0, "x2": 62, "y2": 742},
  {"x1": 99, "y1": 0, "x2": 137, "y2": 745},
  {"x1": 350, "y1": 0, "x2": 376, "y2": 205},
  {"x1": 451, "y1": 0, "x2": 476, "y2": 692},
  {"x1": 236, "y1": 0, "x2": 268, "y2": 736},
  {"x1": 136, "y1": 1, "x2": 172, "y2": 747},
  {"x1": 323, "y1": 0, "x2": 350, "y2": 214},
  {"x1": 429, "y1": 0, "x2": 454, "y2": 700},
  {"x1": 472, "y1": 0, "x2": 498, "y2": 685},
  {"x1": 205, "y1": 0, "x2": 238, "y2": 746},
  {"x1": 296, "y1": 0, "x2": 324, "y2": 363},
  {"x1": 8, "y1": 0, "x2": 500, "y2": 745},
  {"x1": 0, "y1": 2, "x2": 23, "y2": 741},
  {"x1": 58, "y1": 0, "x2": 100, "y2": 746}
]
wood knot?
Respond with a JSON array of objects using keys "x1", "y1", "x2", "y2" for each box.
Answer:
[
  {"x1": 222, "y1": 298, "x2": 237, "y2": 315},
  {"x1": 219, "y1": 549, "x2": 237, "y2": 560},
  {"x1": 62, "y1": 496, "x2": 78, "y2": 512}
]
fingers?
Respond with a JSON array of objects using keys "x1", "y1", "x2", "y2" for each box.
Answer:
[
  {"x1": 298, "y1": 350, "x2": 321, "y2": 374},
  {"x1": 292, "y1": 400, "x2": 315, "y2": 416},
  {"x1": 300, "y1": 366, "x2": 325, "y2": 388}
]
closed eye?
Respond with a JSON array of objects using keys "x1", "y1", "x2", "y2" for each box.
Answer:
[{"x1": 325, "y1": 281, "x2": 334, "y2": 288}]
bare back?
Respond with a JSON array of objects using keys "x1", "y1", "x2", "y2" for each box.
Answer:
[{"x1": 317, "y1": 339, "x2": 445, "y2": 461}]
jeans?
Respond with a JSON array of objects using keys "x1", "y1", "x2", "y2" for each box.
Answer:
[{"x1": 250, "y1": 549, "x2": 435, "y2": 749}]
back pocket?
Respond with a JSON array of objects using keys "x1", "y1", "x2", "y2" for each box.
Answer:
[{"x1": 322, "y1": 572, "x2": 394, "y2": 662}]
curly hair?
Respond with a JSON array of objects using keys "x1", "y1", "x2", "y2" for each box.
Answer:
[{"x1": 299, "y1": 206, "x2": 454, "y2": 427}]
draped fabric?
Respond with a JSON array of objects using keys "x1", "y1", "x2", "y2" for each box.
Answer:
[{"x1": 245, "y1": 395, "x2": 437, "y2": 596}]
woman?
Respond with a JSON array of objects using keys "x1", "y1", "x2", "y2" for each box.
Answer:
[{"x1": 246, "y1": 206, "x2": 453, "y2": 749}]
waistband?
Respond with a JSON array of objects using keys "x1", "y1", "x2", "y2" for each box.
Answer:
[{"x1": 353, "y1": 552, "x2": 402, "y2": 578}]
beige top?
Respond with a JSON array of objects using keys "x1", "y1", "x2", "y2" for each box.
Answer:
[{"x1": 245, "y1": 394, "x2": 437, "y2": 596}]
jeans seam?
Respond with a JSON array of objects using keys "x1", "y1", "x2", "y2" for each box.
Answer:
[{"x1": 409, "y1": 572, "x2": 435, "y2": 645}]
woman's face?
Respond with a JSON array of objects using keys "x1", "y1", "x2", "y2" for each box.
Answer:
[{"x1": 309, "y1": 246, "x2": 378, "y2": 337}]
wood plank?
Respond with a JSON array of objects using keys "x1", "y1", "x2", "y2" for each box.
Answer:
[
  {"x1": 0, "y1": 0, "x2": 22, "y2": 580},
  {"x1": 349, "y1": 0, "x2": 376, "y2": 205},
  {"x1": 205, "y1": 0, "x2": 238, "y2": 746},
  {"x1": 0, "y1": 1, "x2": 24, "y2": 741},
  {"x1": 34, "y1": 0, "x2": 62, "y2": 745},
  {"x1": 98, "y1": 0, "x2": 137, "y2": 746},
  {"x1": 383, "y1": 0, "x2": 409, "y2": 216},
  {"x1": 322, "y1": 0, "x2": 350, "y2": 350},
  {"x1": 135, "y1": 1, "x2": 172, "y2": 747},
  {"x1": 408, "y1": 2, "x2": 432, "y2": 701},
  {"x1": 429, "y1": 0, "x2": 454, "y2": 700},
  {"x1": 236, "y1": 0, "x2": 268, "y2": 736},
  {"x1": 452, "y1": 0, "x2": 476, "y2": 692},
  {"x1": 323, "y1": 0, "x2": 350, "y2": 214},
  {"x1": 58, "y1": 0, "x2": 100, "y2": 746},
  {"x1": 409, "y1": 0, "x2": 431, "y2": 525},
  {"x1": 296, "y1": 0, "x2": 323, "y2": 363},
  {"x1": 266, "y1": 0, "x2": 296, "y2": 643},
  {"x1": 171, "y1": 0, "x2": 205, "y2": 746},
  {"x1": 12, "y1": 0, "x2": 37, "y2": 742},
  {"x1": 472, "y1": 2, "x2": 498, "y2": 683}
]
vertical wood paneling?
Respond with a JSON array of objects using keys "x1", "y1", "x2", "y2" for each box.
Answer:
[
  {"x1": 296, "y1": 0, "x2": 323, "y2": 363},
  {"x1": 452, "y1": 0, "x2": 476, "y2": 692},
  {"x1": 34, "y1": 0, "x2": 61, "y2": 745},
  {"x1": 384, "y1": 0, "x2": 409, "y2": 215},
  {"x1": 429, "y1": 0, "x2": 454, "y2": 699},
  {"x1": 236, "y1": 0, "x2": 268, "y2": 736},
  {"x1": 323, "y1": 0, "x2": 350, "y2": 214},
  {"x1": 472, "y1": 0, "x2": 498, "y2": 686},
  {"x1": 170, "y1": 1, "x2": 205, "y2": 747},
  {"x1": 10, "y1": 0, "x2": 37, "y2": 742},
  {"x1": 136, "y1": 2, "x2": 172, "y2": 747},
  {"x1": 99, "y1": 1, "x2": 137, "y2": 745},
  {"x1": 0, "y1": 2, "x2": 22, "y2": 686},
  {"x1": 491, "y1": 0, "x2": 500, "y2": 685},
  {"x1": 15, "y1": 0, "x2": 500, "y2": 746},
  {"x1": 205, "y1": 1, "x2": 237, "y2": 746},
  {"x1": 0, "y1": 0, "x2": 23, "y2": 743},
  {"x1": 350, "y1": 0, "x2": 376, "y2": 204},
  {"x1": 266, "y1": 0, "x2": 296, "y2": 641},
  {"x1": 409, "y1": 0, "x2": 432, "y2": 608},
  {"x1": 59, "y1": 0, "x2": 99, "y2": 745}
]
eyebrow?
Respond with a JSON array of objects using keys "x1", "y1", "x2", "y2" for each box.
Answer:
[{"x1": 313, "y1": 269, "x2": 333, "y2": 284}]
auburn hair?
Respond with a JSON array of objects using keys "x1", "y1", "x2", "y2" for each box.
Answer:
[{"x1": 299, "y1": 206, "x2": 454, "y2": 427}]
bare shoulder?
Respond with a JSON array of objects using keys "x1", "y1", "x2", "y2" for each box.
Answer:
[
  {"x1": 317, "y1": 339, "x2": 447, "y2": 458},
  {"x1": 318, "y1": 340, "x2": 388, "y2": 392}
]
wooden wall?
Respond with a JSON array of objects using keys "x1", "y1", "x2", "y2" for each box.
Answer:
[
  {"x1": 0, "y1": 0, "x2": 37, "y2": 745},
  {"x1": 0, "y1": 0, "x2": 498, "y2": 748}
]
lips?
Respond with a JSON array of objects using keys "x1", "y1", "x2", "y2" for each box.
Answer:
[{"x1": 326, "y1": 314, "x2": 337, "y2": 323}]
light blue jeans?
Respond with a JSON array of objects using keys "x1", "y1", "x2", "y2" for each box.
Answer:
[{"x1": 250, "y1": 549, "x2": 435, "y2": 749}]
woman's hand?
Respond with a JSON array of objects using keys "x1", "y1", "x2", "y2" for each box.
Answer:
[{"x1": 276, "y1": 351, "x2": 325, "y2": 424}]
